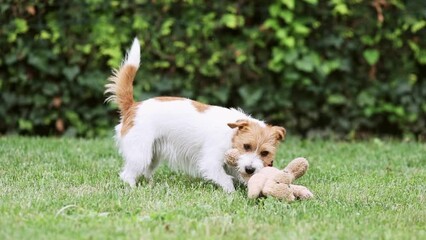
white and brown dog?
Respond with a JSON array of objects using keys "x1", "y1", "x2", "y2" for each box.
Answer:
[{"x1": 105, "y1": 38, "x2": 286, "y2": 192}]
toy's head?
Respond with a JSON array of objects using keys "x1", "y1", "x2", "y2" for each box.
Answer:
[
  {"x1": 266, "y1": 167, "x2": 293, "y2": 184},
  {"x1": 227, "y1": 120, "x2": 286, "y2": 177},
  {"x1": 247, "y1": 167, "x2": 295, "y2": 201}
]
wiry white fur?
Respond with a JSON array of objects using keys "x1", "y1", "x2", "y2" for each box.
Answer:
[
  {"x1": 236, "y1": 153, "x2": 264, "y2": 176},
  {"x1": 125, "y1": 38, "x2": 140, "y2": 67},
  {"x1": 115, "y1": 98, "x2": 264, "y2": 192}
]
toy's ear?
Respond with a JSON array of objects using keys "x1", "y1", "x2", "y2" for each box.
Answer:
[
  {"x1": 284, "y1": 157, "x2": 309, "y2": 181},
  {"x1": 272, "y1": 126, "x2": 286, "y2": 141},
  {"x1": 228, "y1": 120, "x2": 249, "y2": 130}
]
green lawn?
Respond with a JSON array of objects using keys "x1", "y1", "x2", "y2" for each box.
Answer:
[{"x1": 0, "y1": 136, "x2": 425, "y2": 239}]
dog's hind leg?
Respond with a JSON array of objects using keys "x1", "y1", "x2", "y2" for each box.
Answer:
[{"x1": 119, "y1": 132, "x2": 155, "y2": 187}]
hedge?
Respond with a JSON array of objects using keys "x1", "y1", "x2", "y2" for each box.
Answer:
[{"x1": 1, "y1": 0, "x2": 425, "y2": 139}]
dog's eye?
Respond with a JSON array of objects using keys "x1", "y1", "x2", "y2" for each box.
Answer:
[
  {"x1": 268, "y1": 161, "x2": 274, "y2": 167},
  {"x1": 243, "y1": 144, "x2": 252, "y2": 151},
  {"x1": 260, "y1": 151, "x2": 269, "y2": 157}
]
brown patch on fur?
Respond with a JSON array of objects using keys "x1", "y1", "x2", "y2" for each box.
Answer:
[
  {"x1": 155, "y1": 97, "x2": 210, "y2": 113},
  {"x1": 105, "y1": 65, "x2": 138, "y2": 114},
  {"x1": 155, "y1": 96, "x2": 185, "y2": 102},
  {"x1": 105, "y1": 65, "x2": 139, "y2": 136},
  {"x1": 121, "y1": 102, "x2": 141, "y2": 136},
  {"x1": 228, "y1": 120, "x2": 286, "y2": 167},
  {"x1": 191, "y1": 100, "x2": 210, "y2": 113}
]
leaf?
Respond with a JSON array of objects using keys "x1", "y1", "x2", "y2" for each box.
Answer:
[
  {"x1": 282, "y1": 37, "x2": 295, "y2": 48},
  {"x1": 160, "y1": 18, "x2": 175, "y2": 36},
  {"x1": 153, "y1": 61, "x2": 170, "y2": 68},
  {"x1": 40, "y1": 30, "x2": 51, "y2": 40},
  {"x1": 295, "y1": 56, "x2": 314, "y2": 72},
  {"x1": 14, "y1": 18, "x2": 29, "y2": 34},
  {"x1": 264, "y1": 19, "x2": 279, "y2": 30},
  {"x1": 333, "y1": 3, "x2": 350, "y2": 15},
  {"x1": 221, "y1": 14, "x2": 244, "y2": 29},
  {"x1": 279, "y1": 10, "x2": 293, "y2": 23},
  {"x1": 303, "y1": 0, "x2": 318, "y2": 5},
  {"x1": 63, "y1": 66, "x2": 80, "y2": 81},
  {"x1": 320, "y1": 59, "x2": 341, "y2": 76},
  {"x1": 281, "y1": 0, "x2": 295, "y2": 10},
  {"x1": 238, "y1": 86, "x2": 264, "y2": 107},
  {"x1": 363, "y1": 49, "x2": 380, "y2": 65},
  {"x1": 327, "y1": 94, "x2": 346, "y2": 105},
  {"x1": 212, "y1": 87, "x2": 230, "y2": 104},
  {"x1": 411, "y1": 20, "x2": 426, "y2": 33},
  {"x1": 18, "y1": 119, "x2": 33, "y2": 131},
  {"x1": 293, "y1": 22, "x2": 311, "y2": 35},
  {"x1": 269, "y1": 4, "x2": 281, "y2": 17},
  {"x1": 283, "y1": 49, "x2": 298, "y2": 64},
  {"x1": 236, "y1": 54, "x2": 247, "y2": 64},
  {"x1": 356, "y1": 91, "x2": 375, "y2": 107}
]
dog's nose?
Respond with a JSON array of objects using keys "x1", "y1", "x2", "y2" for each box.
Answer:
[{"x1": 245, "y1": 166, "x2": 255, "y2": 174}]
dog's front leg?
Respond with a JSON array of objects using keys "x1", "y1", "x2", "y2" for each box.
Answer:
[{"x1": 198, "y1": 149, "x2": 235, "y2": 193}]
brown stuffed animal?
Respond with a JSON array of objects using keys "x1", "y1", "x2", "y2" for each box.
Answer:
[{"x1": 224, "y1": 149, "x2": 313, "y2": 202}]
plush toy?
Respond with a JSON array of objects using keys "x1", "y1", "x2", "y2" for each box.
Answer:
[{"x1": 224, "y1": 149, "x2": 313, "y2": 202}]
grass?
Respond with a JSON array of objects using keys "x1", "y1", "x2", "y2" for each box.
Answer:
[{"x1": 0, "y1": 136, "x2": 425, "y2": 240}]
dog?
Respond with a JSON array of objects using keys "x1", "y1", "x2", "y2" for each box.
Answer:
[{"x1": 105, "y1": 38, "x2": 286, "y2": 192}]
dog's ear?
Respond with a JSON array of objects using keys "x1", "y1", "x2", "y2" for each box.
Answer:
[
  {"x1": 272, "y1": 126, "x2": 286, "y2": 141},
  {"x1": 228, "y1": 120, "x2": 249, "y2": 130}
]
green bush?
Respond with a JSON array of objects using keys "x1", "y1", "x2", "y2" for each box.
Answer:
[{"x1": 1, "y1": 0, "x2": 425, "y2": 139}]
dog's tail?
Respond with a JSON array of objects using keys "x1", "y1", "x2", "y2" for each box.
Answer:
[{"x1": 105, "y1": 38, "x2": 140, "y2": 115}]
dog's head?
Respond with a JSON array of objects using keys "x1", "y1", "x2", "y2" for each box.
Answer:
[{"x1": 228, "y1": 119, "x2": 286, "y2": 177}]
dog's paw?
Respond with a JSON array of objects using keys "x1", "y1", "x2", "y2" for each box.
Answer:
[
  {"x1": 222, "y1": 183, "x2": 236, "y2": 193},
  {"x1": 120, "y1": 171, "x2": 137, "y2": 187}
]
